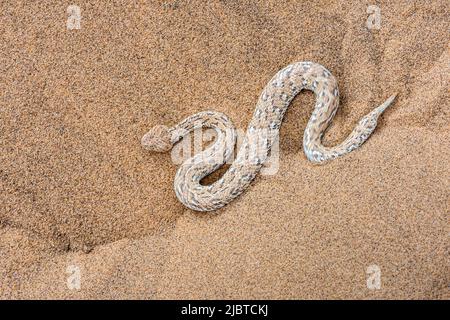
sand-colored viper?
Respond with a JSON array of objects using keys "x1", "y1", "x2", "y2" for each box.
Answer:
[{"x1": 142, "y1": 62, "x2": 396, "y2": 211}]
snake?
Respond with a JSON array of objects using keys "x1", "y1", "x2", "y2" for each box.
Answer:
[{"x1": 141, "y1": 62, "x2": 397, "y2": 212}]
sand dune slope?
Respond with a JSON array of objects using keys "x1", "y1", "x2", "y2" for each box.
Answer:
[{"x1": 0, "y1": 0, "x2": 448, "y2": 299}]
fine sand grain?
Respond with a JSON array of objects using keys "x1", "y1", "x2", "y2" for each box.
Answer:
[{"x1": 0, "y1": 0, "x2": 448, "y2": 299}]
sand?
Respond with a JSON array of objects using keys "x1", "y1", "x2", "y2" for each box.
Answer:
[{"x1": 0, "y1": 0, "x2": 448, "y2": 299}]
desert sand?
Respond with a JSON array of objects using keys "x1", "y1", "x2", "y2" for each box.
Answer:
[{"x1": 0, "y1": 0, "x2": 448, "y2": 299}]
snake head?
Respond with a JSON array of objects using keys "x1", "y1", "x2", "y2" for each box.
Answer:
[{"x1": 141, "y1": 125, "x2": 173, "y2": 152}]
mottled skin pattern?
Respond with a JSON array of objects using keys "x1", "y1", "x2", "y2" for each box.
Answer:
[{"x1": 142, "y1": 62, "x2": 397, "y2": 211}]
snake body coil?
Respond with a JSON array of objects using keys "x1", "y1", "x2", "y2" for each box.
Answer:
[{"x1": 142, "y1": 62, "x2": 396, "y2": 211}]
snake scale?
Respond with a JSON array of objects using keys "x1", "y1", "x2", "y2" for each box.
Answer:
[{"x1": 142, "y1": 62, "x2": 396, "y2": 212}]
